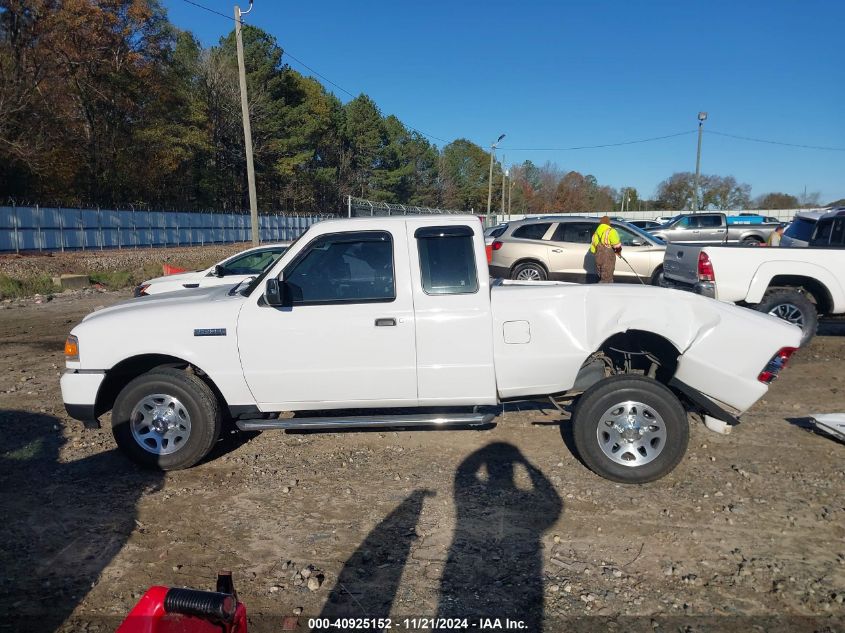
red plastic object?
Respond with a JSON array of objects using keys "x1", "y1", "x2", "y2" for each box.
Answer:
[
  {"x1": 485, "y1": 244, "x2": 493, "y2": 264},
  {"x1": 162, "y1": 264, "x2": 188, "y2": 276},
  {"x1": 116, "y1": 586, "x2": 248, "y2": 633}
]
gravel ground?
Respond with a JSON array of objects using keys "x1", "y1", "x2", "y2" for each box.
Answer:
[{"x1": 0, "y1": 290, "x2": 843, "y2": 632}]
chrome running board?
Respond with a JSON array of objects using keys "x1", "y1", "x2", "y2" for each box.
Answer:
[{"x1": 236, "y1": 412, "x2": 496, "y2": 432}]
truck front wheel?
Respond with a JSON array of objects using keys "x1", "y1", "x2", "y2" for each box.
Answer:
[
  {"x1": 571, "y1": 376, "x2": 689, "y2": 484},
  {"x1": 755, "y1": 289, "x2": 817, "y2": 347},
  {"x1": 112, "y1": 368, "x2": 222, "y2": 470}
]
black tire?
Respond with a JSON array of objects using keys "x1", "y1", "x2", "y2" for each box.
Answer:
[
  {"x1": 511, "y1": 261, "x2": 548, "y2": 281},
  {"x1": 571, "y1": 375, "x2": 689, "y2": 484},
  {"x1": 742, "y1": 236, "x2": 763, "y2": 245},
  {"x1": 112, "y1": 367, "x2": 223, "y2": 470},
  {"x1": 650, "y1": 265, "x2": 664, "y2": 287},
  {"x1": 755, "y1": 289, "x2": 818, "y2": 347}
]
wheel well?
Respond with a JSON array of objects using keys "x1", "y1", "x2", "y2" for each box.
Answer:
[
  {"x1": 766, "y1": 275, "x2": 833, "y2": 314},
  {"x1": 742, "y1": 235, "x2": 764, "y2": 243},
  {"x1": 95, "y1": 354, "x2": 225, "y2": 417},
  {"x1": 510, "y1": 258, "x2": 549, "y2": 275},
  {"x1": 596, "y1": 330, "x2": 680, "y2": 385}
]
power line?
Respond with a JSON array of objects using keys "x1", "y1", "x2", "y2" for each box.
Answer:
[
  {"x1": 181, "y1": 0, "x2": 234, "y2": 22},
  {"x1": 501, "y1": 130, "x2": 697, "y2": 151},
  {"x1": 708, "y1": 130, "x2": 845, "y2": 152},
  {"x1": 178, "y1": 0, "x2": 449, "y2": 144}
]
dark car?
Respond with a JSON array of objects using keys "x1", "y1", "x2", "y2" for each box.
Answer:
[{"x1": 629, "y1": 220, "x2": 663, "y2": 230}]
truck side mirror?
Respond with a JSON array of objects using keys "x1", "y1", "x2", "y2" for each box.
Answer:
[
  {"x1": 264, "y1": 276, "x2": 289, "y2": 307},
  {"x1": 214, "y1": 264, "x2": 225, "y2": 278}
]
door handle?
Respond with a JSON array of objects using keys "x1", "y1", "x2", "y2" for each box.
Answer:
[
  {"x1": 375, "y1": 318, "x2": 396, "y2": 327},
  {"x1": 551, "y1": 248, "x2": 564, "y2": 253}
]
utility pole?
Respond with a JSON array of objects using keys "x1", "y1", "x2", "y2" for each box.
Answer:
[
  {"x1": 508, "y1": 179, "x2": 514, "y2": 220},
  {"x1": 501, "y1": 160, "x2": 507, "y2": 217},
  {"x1": 486, "y1": 133, "x2": 505, "y2": 225},
  {"x1": 693, "y1": 112, "x2": 707, "y2": 213},
  {"x1": 235, "y1": 1, "x2": 259, "y2": 245}
]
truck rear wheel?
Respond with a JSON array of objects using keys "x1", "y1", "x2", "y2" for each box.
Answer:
[
  {"x1": 112, "y1": 368, "x2": 222, "y2": 470},
  {"x1": 571, "y1": 375, "x2": 688, "y2": 484},
  {"x1": 755, "y1": 289, "x2": 817, "y2": 347}
]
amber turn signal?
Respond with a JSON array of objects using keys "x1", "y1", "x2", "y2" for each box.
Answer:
[{"x1": 64, "y1": 335, "x2": 79, "y2": 361}]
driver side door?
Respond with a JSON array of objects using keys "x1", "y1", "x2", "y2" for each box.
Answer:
[{"x1": 236, "y1": 229, "x2": 418, "y2": 410}]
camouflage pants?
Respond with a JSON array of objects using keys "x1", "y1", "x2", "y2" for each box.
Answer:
[{"x1": 594, "y1": 245, "x2": 616, "y2": 283}]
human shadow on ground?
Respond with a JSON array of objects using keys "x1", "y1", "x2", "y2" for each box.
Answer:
[
  {"x1": 0, "y1": 410, "x2": 163, "y2": 632},
  {"x1": 318, "y1": 489, "x2": 434, "y2": 631},
  {"x1": 436, "y1": 442, "x2": 563, "y2": 631},
  {"x1": 316, "y1": 442, "x2": 561, "y2": 632}
]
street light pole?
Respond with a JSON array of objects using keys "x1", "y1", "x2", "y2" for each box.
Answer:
[
  {"x1": 235, "y1": 1, "x2": 259, "y2": 245},
  {"x1": 486, "y1": 133, "x2": 505, "y2": 225},
  {"x1": 693, "y1": 112, "x2": 707, "y2": 213},
  {"x1": 501, "y1": 160, "x2": 507, "y2": 216}
]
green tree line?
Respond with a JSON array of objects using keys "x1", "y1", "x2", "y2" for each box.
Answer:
[{"x1": 1, "y1": 1, "x2": 832, "y2": 214}]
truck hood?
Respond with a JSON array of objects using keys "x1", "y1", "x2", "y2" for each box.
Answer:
[
  {"x1": 142, "y1": 269, "x2": 206, "y2": 286},
  {"x1": 81, "y1": 285, "x2": 242, "y2": 323}
]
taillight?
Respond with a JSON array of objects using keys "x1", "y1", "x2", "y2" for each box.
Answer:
[
  {"x1": 698, "y1": 251, "x2": 715, "y2": 282},
  {"x1": 758, "y1": 346, "x2": 797, "y2": 384},
  {"x1": 492, "y1": 240, "x2": 503, "y2": 251}
]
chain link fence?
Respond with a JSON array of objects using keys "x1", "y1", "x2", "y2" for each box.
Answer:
[{"x1": 347, "y1": 196, "x2": 468, "y2": 218}]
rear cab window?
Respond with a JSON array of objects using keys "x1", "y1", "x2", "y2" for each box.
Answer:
[{"x1": 415, "y1": 225, "x2": 478, "y2": 295}]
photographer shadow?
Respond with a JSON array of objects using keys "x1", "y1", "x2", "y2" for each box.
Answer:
[
  {"x1": 0, "y1": 410, "x2": 163, "y2": 632},
  {"x1": 436, "y1": 442, "x2": 563, "y2": 631}
]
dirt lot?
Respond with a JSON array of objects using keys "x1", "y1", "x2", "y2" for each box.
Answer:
[{"x1": 0, "y1": 290, "x2": 843, "y2": 632}]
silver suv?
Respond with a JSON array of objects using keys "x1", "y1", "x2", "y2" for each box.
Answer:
[{"x1": 489, "y1": 216, "x2": 666, "y2": 285}]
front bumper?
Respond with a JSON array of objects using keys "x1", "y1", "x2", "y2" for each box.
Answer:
[
  {"x1": 660, "y1": 277, "x2": 716, "y2": 299},
  {"x1": 60, "y1": 370, "x2": 106, "y2": 429}
]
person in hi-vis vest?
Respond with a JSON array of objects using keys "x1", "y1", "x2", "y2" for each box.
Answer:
[{"x1": 589, "y1": 216, "x2": 622, "y2": 283}]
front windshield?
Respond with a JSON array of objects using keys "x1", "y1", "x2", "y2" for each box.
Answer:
[{"x1": 241, "y1": 234, "x2": 305, "y2": 296}]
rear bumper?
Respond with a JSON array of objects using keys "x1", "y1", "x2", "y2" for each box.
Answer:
[
  {"x1": 60, "y1": 370, "x2": 105, "y2": 429},
  {"x1": 489, "y1": 264, "x2": 510, "y2": 279},
  {"x1": 661, "y1": 277, "x2": 716, "y2": 299}
]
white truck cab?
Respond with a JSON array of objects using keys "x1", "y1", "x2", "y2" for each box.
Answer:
[{"x1": 61, "y1": 216, "x2": 801, "y2": 483}]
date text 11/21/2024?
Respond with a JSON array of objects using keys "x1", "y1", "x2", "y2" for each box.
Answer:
[{"x1": 308, "y1": 618, "x2": 528, "y2": 630}]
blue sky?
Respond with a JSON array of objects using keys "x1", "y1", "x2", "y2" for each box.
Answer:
[{"x1": 163, "y1": 0, "x2": 845, "y2": 204}]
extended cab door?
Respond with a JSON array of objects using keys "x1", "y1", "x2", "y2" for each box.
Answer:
[
  {"x1": 405, "y1": 221, "x2": 497, "y2": 406},
  {"x1": 236, "y1": 227, "x2": 417, "y2": 410}
]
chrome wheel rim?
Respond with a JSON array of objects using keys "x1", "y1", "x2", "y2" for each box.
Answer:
[
  {"x1": 516, "y1": 267, "x2": 543, "y2": 281},
  {"x1": 596, "y1": 400, "x2": 666, "y2": 467},
  {"x1": 768, "y1": 303, "x2": 804, "y2": 328},
  {"x1": 130, "y1": 394, "x2": 192, "y2": 455}
]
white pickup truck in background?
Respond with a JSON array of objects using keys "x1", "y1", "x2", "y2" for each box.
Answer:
[
  {"x1": 662, "y1": 241, "x2": 845, "y2": 345},
  {"x1": 61, "y1": 216, "x2": 800, "y2": 484}
]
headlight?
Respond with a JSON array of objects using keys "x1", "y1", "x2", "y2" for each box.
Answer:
[{"x1": 64, "y1": 335, "x2": 79, "y2": 361}]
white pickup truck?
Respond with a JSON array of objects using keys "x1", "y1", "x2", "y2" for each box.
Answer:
[
  {"x1": 662, "y1": 242, "x2": 845, "y2": 346},
  {"x1": 61, "y1": 216, "x2": 801, "y2": 484}
]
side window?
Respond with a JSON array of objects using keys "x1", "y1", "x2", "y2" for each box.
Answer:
[
  {"x1": 812, "y1": 219, "x2": 833, "y2": 245},
  {"x1": 676, "y1": 217, "x2": 693, "y2": 229},
  {"x1": 699, "y1": 215, "x2": 722, "y2": 228},
  {"x1": 831, "y1": 218, "x2": 845, "y2": 246},
  {"x1": 489, "y1": 225, "x2": 508, "y2": 239},
  {"x1": 614, "y1": 226, "x2": 644, "y2": 246},
  {"x1": 284, "y1": 232, "x2": 394, "y2": 304},
  {"x1": 552, "y1": 222, "x2": 597, "y2": 244},
  {"x1": 512, "y1": 223, "x2": 551, "y2": 240},
  {"x1": 415, "y1": 225, "x2": 478, "y2": 295}
]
